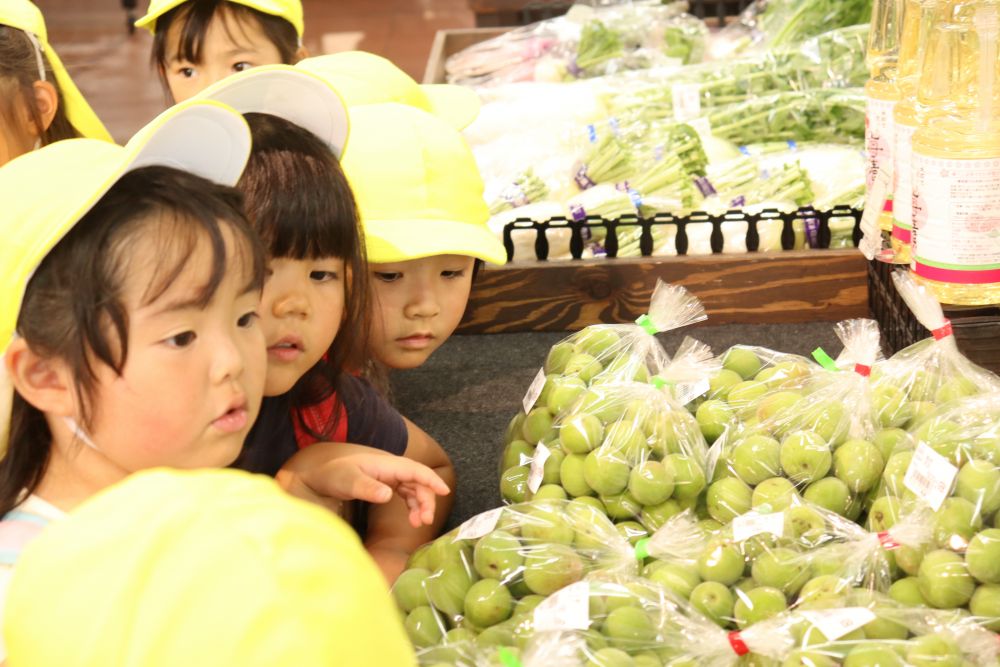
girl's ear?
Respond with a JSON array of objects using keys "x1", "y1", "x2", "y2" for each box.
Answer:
[
  {"x1": 6, "y1": 338, "x2": 77, "y2": 417},
  {"x1": 29, "y1": 80, "x2": 59, "y2": 137}
]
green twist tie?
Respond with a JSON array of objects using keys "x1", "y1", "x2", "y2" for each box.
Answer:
[
  {"x1": 635, "y1": 314, "x2": 659, "y2": 336},
  {"x1": 498, "y1": 647, "x2": 522, "y2": 667},
  {"x1": 634, "y1": 537, "x2": 651, "y2": 561},
  {"x1": 811, "y1": 347, "x2": 839, "y2": 371},
  {"x1": 650, "y1": 376, "x2": 674, "y2": 390}
]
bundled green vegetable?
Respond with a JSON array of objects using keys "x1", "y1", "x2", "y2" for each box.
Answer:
[
  {"x1": 704, "y1": 89, "x2": 866, "y2": 146},
  {"x1": 602, "y1": 25, "x2": 869, "y2": 126},
  {"x1": 489, "y1": 169, "x2": 550, "y2": 216},
  {"x1": 708, "y1": 0, "x2": 873, "y2": 61}
]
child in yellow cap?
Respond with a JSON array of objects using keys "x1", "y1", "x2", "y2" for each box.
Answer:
[
  {"x1": 192, "y1": 64, "x2": 456, "y2": 582},
  {"x1": 0, "y1": 99, "x2": 449, "y2": 658},
  {"x1": 341, "y1": 102, "x2": 507, "y2": 374},
  {"x1": 0, "y1": 0, "x2": 111, "y2": 165},
  {"x1": 136, "y1": 0, "x2": 306, "y2": 102},
  {"x1": 3, "y1": 468, "x2": 415, "y2": 667}
]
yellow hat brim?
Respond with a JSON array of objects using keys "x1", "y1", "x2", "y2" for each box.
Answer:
[
  {"x1": 194, "y1": 65, "x2": 349, "y2": 157},
  {"x1": 422, "y1": 83, "x2": 481, "y2": 130},
  {"x1": 364, "y1": 218, "x2": 507, "y2": 265}
]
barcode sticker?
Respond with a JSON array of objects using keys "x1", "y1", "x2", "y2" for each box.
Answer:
[
  {"x1": 528, "y1": 443, "x2": 552, "y2": 494},
  {"x1": 523, "y1": 368, "x2": 547, "y2": 414},
  {"x1": 672, "y1": 83, "x2": 702, "y2": 121},
  {"x1": 675, "y1": 379, "x2": 711, "y2": 406},
  {"x1": 859, "y1": 167, "x2": 891, "y2": 260},
  {"x1": 533, "y1": 581, "x2": 591, "y2": 632},
  {"x1": 457, "y1": 508, "x2": 504, "y2": 541},
  {"x1": 732, "y1": 510, "x2": 785, "y2": 542},
  {"x1": 801, "y1": 608, "x2": 876, "y2": 641},
  {"x1": 904, "y1": 443, "x2": 958, "y2": 511}
]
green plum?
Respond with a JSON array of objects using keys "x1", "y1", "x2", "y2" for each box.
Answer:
[
  {"x1": 709, "y1": 369, "x2": 744, "y2": 401},
  {"x1": 586, "y1": 647, "x2": 636, "y2": 667},
  {"x1": 573, "y1": 327, "x2": 622, "y2": 359},
  {"x1": 601, "y1": 492, "x2": 642, "y2": 521},
  {"x1": 696, "y1": 400, "x2": 734, "y2": 443},
  {"x1": 561, "y1": 413, "x2": 606, "y2": 455},
  {"x1": 872, "y1": 384, "x2": 908, "y2": 428},
  {"x1": 564, "y1": 352, "x2": 603, "y2": 383},
  {"x1": 889, "y1": 576, "x2": 927, "y2": 606},
  {"x1": 640, "y1": 499, "x2": 684, "y2": 532},
  {"x1": 425, "y1": 565, "x2": 478, "y2": 616},
  {"x1": 393, "y1": 568, "x2": 431, "y2": 612},
  {"x1": 546, "y1": 342, "x2": 575, "y2": 375},
  {"x1": 733, "y1": 586, "x2": 787, "y2": 627},
  {"x1": 534, "y1": 484, "x2": 568, "y2": 501},
  {"x1": 522, "y1": 506, "x2": 575, "y2": 545},
  {"x1": 803, "y1": 477, "x2": 851, "y2": 516},
  {"x1": 780, "y1": 431, "x2": 831, "y2": 484},
  {"x1": 602, "y1": 605, "x2": 657, "y2": 646},
  {"x1": 751, "y1": 547, "x2": 809, "y2": 596},
  {"x1": 522, "y1": 543, "x2": 585, "y2": 595},
  {"x1": 873, "y1": 428, "x2": 911, "y2": 460},
  {"x1": 727, "y1": 380, "x2": 770, "y2": 418},
  {"x1": 751, "y1": 476, "x2": 800, "y2": 512},
  {"x1": 965, "y1": 528, "x2": 1000, "y2": 583},
  {"x1": 690, "y1": 581, "x2": 735, "y2": 627},
  {"x1": 502, "y1": 439, "x2": 535, "y2": 473},
  {"x1": 867, "y1": 495, "x2": 901, "y2": 533},
  {"x1": 935, "y1": 376, "x2": 979, "y2": 404},
  {"x1": 844, "y1": 644, "x2": 904, "y2": 667},
  {"x1": 906, "y1": 633, "x2": 963, "y2": 667},
  {"x1": 584, "y1": 450, "x2": 631, "y2": 496},
  {"x1": 724, "y1": 347, "x2": 763, "y2": 380},
  {"x1": 833, "y1": 439, "x2": 884, "y2": 493},
  {"x1": 562, "y1": 454, "x2": 596, "y2": 497},
  {"x1": 697, "y1": 541, "x2": 744, "y2": 585},
  {"x1": 969, "y1": 583, "x2": 1000, "y2": 631},
  {"x1": 665, "y1": 454, "x2": 706, "y2": 501},
  {"x1": 522, "y1": 406, "x2": 555, "y2": 445},
  {"x1": 730, "y1": 434, "x2": 782, "y2": 486},
  {"x1": 706, "y1": 477, "x2": 753, "y2": 523},
  {"x1": 547, "y1": 376, "x2": 588, "y2": 415},
  {"x1": 932, "y1": 497, "x2": 982, "y2": 551},
  {"x1": 647, "y1": 562, "x2": 701, "y2": 600},
  {"x1": 464, "y1": 579, "x2": 514, "y2": 627},
  {"x1": 917, "y1": 549, "x2": 975, "y2": 608},
  {"x1": 955, "y1": 459, "x2": 1000, "y2": 516},
  {"x1": 404, "y1": 605, "x2": 445, "y2": 647},
  {"x1": 628, "y1": 461, "x2": 674, "y2": 506},
  {"x1": 500, "y1": 465, "x2": 530, "y2": 503}
]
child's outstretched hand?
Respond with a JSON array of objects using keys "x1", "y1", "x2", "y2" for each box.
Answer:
[{"x1": 276, "y1": 443, "x2": 451, "y2": 527}]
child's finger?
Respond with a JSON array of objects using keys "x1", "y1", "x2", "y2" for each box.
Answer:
[
  {"x1": 398, "y1": 483, "x2": 436, "y2": 527},
  {"x1": 366, "y1": 458, "x2": 450, "y2": 496},
  {"x1": 347, "y1": 473, "x2": 393, "y2": 504}
]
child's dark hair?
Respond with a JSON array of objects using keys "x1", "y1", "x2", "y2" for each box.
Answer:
[
  {"x1": 238, "y1": 112, "x2": 370, "y2": 442},
  {"x1": 0, "y1": 25, "x2": 78, "y2": 149},
  {"x1": 0, "y1": 166, "x2": 265, "y2": 518},
  {"x1": 151, "y1": 0, "x2": 300, "y2": 97}
]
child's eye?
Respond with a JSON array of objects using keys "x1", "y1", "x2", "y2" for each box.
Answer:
[
  {"x1": 237, "y1": 311, "x2": 259, "y2": 328},
  {"x1": 441, "y1": 269, "x2": 466, "y2": 279},
  {"x1": 177, "y1": 67, "x2": 196, "y2": 79},
  {"x1": 310, "y1": 270, "x2": 339, "y2": 283},
  {"x1": 374, "y1": 272, "x2": 402, "y2": 283},
  {"x1": 164, "y1": 331, "x2": 196, "y2": 348},
  {"x1": 232, "y1": 61, "x2": 253, "y2": 72}
]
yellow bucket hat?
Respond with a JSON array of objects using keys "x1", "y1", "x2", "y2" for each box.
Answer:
[
  {"x1": 297, "y1": 51, "x2": 481, "y2": 130},
  {"x1": 342, "y1": 102, "x2": 506, "y2": 265},
  {"x1": 0, "y1": 98, "x2": 252, "y2": 457},
  {"x1": 0, "y1": 0, "x2": 112, "y2": 142},
  {"x1": 193, "y1": 63, "x2": 349, "y2": 157},
  {"x1": 135, "y1": 0, "x2": 304, "y2": 38},
  {"x1": 4, "y1": 468, "x2": 414, "y2": 667}
]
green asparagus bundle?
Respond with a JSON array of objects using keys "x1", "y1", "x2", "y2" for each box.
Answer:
[{"x1": 488, "y1": 169, "x2": 551, "y2": 216}]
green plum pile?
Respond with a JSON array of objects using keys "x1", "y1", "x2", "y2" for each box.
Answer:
[
  {"x1": 394, "y1": 499, "x2": 635, "y2": 651},
  {"x1": 502, "y1": 380, "x2": 710, "y2": 535}
]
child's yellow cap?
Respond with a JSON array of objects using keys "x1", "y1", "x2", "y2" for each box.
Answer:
[
  {"x1": 297, "y1": 51, "x2": 481, "y2": 130},
  {"x1": 342, "y1": 102, "x2": 506, "y2": 265},
  {"x1": 4, "y1": 468, "x2": 415, "y2": 667},
  {"x1": 193, "y1": 63, "x2": 349, "y2": 157},
  {"x1": 135, "y1": 0, "x2": 304, "y2": 38},
  {"x1": 0, "y1": 98, "x2": 252, "y2": 458},
  {"x1": 0, "y1": 0, "x2": 113, "y2": 142}
]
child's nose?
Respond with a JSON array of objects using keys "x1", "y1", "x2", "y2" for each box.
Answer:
[
  {"x1": 403, "y1": 286, "x2": 439, "y2": 319},
  {"x1": 273, "y1": 291, "x2": 309, "y2": 318}
]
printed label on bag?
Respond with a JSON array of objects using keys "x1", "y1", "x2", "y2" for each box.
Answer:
[
  {"x1": 528, "y1": 443, "x2": 552, "y2": 493},
  {"x1": 672, "y1": 83, "x2": 702, "y2": 122},
  {"x1": 801, "y1": 608, "x2": 877, "y2": 641},
  {"x1": 911, "y1": 154, "x2": 1000, "y2": 284},
  {"x1": 523, "y1": 368, "x2": 547, "y2": 414},
  {"x1": 675, "y1": 379, "x2": 710, "y2": 406},
  {"x1": 457, "y1": 507, "x2": 504, "y2": 541},
  {"x1": 904, "y1": 443, "x2": 959, "y2": 511},
  {"x1": 533, "y1": 581, "x2": 591, "y2": 632},
  {"x1": 732, "y1": 510, "x2": 785, "y2": 542}
]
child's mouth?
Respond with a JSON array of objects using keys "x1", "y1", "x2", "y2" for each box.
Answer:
[
  {"x1": 268, "y1": 336, "x2": 303, "y2": 362},
  {"x1": 213, "y1": 402, "x2": 248, "y2": 434},
  {"x1": 396, "y1": 334, "x2": 434, "y2": 350}
]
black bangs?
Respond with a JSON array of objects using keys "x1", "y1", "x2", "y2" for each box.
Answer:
[
  {"x1": 151, "y1": 1, "x2": 299, "y2": 76},
  {"x1": 239, "y1": 112, "x2": 363, "y2": 261}
]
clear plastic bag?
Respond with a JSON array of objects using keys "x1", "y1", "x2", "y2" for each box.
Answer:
[
  {"x1": 705, "y1": 0, "x2": 872, "y2": 61},
  {"x1": 394, "y1": 499, "x2": 636, "y2": 651},
  {"x1": 702, "y1": 321, "x2": 890, "y2": 523},
  {"x1": 868, "y1": 272, "x2": 1000, "y2": 434},
  {"x1": 444, "y1": 2, "x2": 705, "y2": 89}
]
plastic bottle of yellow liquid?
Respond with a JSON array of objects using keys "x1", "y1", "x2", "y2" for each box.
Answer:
[
  {"x1": 865, "y1": 0, "x2": 904, "y2": 237},
  {"x1": 891, "y1": 0, "x2": 951, "y2": 263},
  {"x1": 911, "y1": 5, "x2": 1000, "y2": 305}
]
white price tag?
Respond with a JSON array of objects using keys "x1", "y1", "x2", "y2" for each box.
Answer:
[
  {"x1": 904, "y1": 443, "x2": 959, "y2": 511},
  {"x1": 533, "y1": 581, "x2": 591, "y2": 632},
  {"x1": 688, "y1": 116, "x2": 713, "y2": 144},
  {"x1": 675, "y1": 379, "x2": 710, "y2": 406},
  {"x1": 457, "y1": 507, "x2": 504, "y2": 541},
  {"x1": 732, "y1": 510, "x2": 785, "y2": 542},
  {"x1": 859, "y1": 167, "x2": 891, "y2": 260},
  {"x1": 523, "y1": 368, "x2": 547, "y2": 414},
  {"x1": 672, "y1": 83, "x2": 702, "y2": 122},
  {"x1": 528, "y1": 443, "x2": 552, "y2": 494},
  {"x1": 801, "y1": 608, "x2": 876, "y2": 641}
]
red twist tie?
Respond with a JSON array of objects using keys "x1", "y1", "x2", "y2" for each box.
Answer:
[
  {"x1": 932, "y1": 320, "x2": 953, "y2": 341},
  {"x1": 854, "y1": 363, "x2": 871, "y2": 377},
  {"x1": 878, "y1": 531, "x2": 900, "y2": 550},
  {"x1": 728, "y1": 631, "x2": 749, "y2": 656}
]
